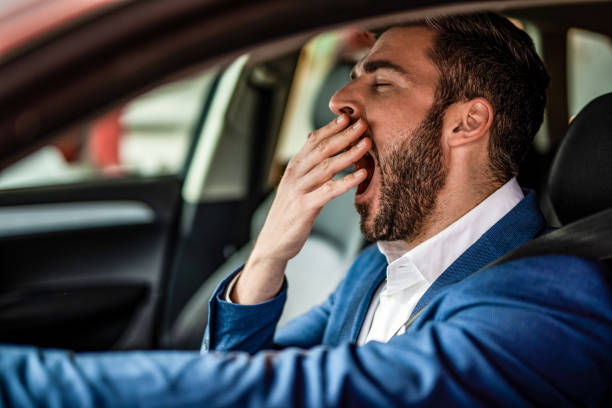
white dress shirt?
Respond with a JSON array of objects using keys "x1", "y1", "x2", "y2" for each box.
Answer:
[{"x1": 356, "y1": 178, "x2": 524, "y2": 345}]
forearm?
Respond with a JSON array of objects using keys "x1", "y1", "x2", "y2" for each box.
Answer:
[
  {"x1": 230, "y1": 252, "x2": 287, "y2": 304},
  {"x1": 0, "y1": 339, "x2": 459, "y2": 408},
  {"x1": 0, "y1": 320, "x2": 554, "y2": 408}
]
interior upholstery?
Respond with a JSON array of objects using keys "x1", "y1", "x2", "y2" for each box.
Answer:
[{"x1": 548, "y1": 92, "x2": 612, "y2": 225}]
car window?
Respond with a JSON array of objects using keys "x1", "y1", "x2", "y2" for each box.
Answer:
[
  {"x1": 0, "y1": 69, "x2": 216, "y2": 190},
  {"x1": 272, "y1": 29, "x2": 372, "y2": 184},
  {"x1": 567, "y1": 28, "x2": 612, "y2": 119},
  {"x1": 274, "y1": 31, "x2": 343, "y2": 165}
]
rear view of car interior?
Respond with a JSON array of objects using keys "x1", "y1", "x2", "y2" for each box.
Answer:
[{"x1": 0, "y1": 0, "x2": 610, "y2": 353}]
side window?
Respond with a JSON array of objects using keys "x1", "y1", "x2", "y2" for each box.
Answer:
[
  {"x1": 520, "y1": 20, "x2": 551, "y2": 153},
  {"x1": 272, "y1": 29, "x2": 372, "y2": 185},
  {"x1": 0, "y1": 69, "x2": 217, "y2": 190},
  {"x1": 274, "y1": 31, "x2": 343, "y2": 167},
  {"x1": 567, "y1": 28, "x2": 612, "y2": 118},
  {"x1": 515, "y1": 22, "x2": 612, "y2": 152}
]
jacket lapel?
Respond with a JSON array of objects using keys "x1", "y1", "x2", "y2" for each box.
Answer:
[
  {"x1": 410, "y1": 190, "x2": 547, "y2": 318},
  {"x1": 347, "y1": 262, "x2": 387, "y2": 341},
  {"x1": 326, "y1": 248, "x2": 387, "y2": 345}
]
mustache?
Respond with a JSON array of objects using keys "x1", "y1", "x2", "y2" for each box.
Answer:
[{"x1": 348, "y1": 118, "x2": 380, "y2": 162}]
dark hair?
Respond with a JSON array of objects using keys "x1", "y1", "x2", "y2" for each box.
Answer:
[{"x1": 411, "y1": 13, "x2": 550, "y2": 182}]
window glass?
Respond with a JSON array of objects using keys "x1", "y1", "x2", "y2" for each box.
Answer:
[
  {"x1": 0, "y1": 69, "x2": 216, "y2": 190},
  {"x1": 274, "y1": 31, "x2": 343, "y2": 165},
  {"x1": 567, "y1": 28, "x2": 612, "y2": 118},
  {"x1": 521, "y1": 20, "x2": 550, "y2": 153},
  {"x1": 271, "y1": 29, "x2": 373, "y2": 185}
]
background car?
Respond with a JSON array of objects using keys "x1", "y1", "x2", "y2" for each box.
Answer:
[{"x1": 0, "y1": 0, "x2": 611, "y2": 351}]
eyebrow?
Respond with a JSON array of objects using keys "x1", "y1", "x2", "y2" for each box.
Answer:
[{"x1": 350, "y1": 59, "x2": 408, "y2": 80}]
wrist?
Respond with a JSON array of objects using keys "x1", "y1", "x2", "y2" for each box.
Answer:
[
  {"x1": 245, "y1": 249, "x2": 287, "y2": 271},
  {"x1": 232, "y1": 255, "x2": 287, "y2": 304}
]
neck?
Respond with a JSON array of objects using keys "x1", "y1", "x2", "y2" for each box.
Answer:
[{"x1": 405, "y1": 174, "x2": 503, "y2": 250}]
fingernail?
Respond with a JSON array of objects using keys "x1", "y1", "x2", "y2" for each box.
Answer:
[
  {"x1": 351, "y1": 119, "x2": 361, "y2": 129},
  {"x1": 358, "y1": 138, "x2": 368, "y2": 147},
  {"x1": 336, "y1": 115, "x2": 345, "y2": 124}
]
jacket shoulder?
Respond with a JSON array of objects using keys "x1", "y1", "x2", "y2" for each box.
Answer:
[{"x1": 431, "y1": 254, "x2": 612, "y2": 323}]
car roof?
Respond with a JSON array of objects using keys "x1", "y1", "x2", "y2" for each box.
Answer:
[
  {"x1": 0, "y1": 0, "x2": 123, "y2": 57},
  {"x1": 0, "y1": 0, "x2": 610, "y2": 169}
]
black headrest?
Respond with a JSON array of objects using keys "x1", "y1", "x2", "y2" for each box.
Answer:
[{"x1": 548, "y1": 92, "x2": 612, "y2": 225}]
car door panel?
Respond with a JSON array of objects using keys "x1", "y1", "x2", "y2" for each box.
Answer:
[
  {"x1": 0, "y1": 176, "x2": 181, "y2": 350},
  {"x1": 0, "y1": 283, "x2": 148, "y2": 351}
]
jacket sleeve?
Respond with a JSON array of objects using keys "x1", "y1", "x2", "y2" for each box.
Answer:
[
  {"x1": 204, "y1": 244, "x2": 383, "y2": 354},
  {"x1": 203, "y1": 268, "x2": 338, "y2": 353}
]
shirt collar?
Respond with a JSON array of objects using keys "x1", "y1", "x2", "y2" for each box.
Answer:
[{"x1": 378, "y1": 177, "x2": 524, "y2": 290}]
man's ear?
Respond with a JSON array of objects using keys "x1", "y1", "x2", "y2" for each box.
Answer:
[{"x1": 445, "y1": 98, "x2": 493, "y2": 148}]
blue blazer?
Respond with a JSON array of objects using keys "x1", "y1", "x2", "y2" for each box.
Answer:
[{"x1": 1, "y1": 192, "x2": 611, "y2": 407}]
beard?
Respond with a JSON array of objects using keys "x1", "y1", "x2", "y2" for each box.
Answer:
[{"x1": 355, "y1": 103, "x2": 447, "y2": 242}]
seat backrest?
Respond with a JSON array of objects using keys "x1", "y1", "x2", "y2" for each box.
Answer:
[
  {"x1": 548, "y1": 92, "x2": 612, "y2": 225},
  {"x1": 487, "y1": 92, "x2": 612, "y2": 268}
]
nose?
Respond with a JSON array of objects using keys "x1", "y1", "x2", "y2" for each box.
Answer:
[{"x1": 329, "y1": 82, "x2": 361, "y2": 119}]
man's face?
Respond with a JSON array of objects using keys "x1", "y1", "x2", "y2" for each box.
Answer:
[{"x1": 329, "y1": 26, "x2": 447, "y2": 242}]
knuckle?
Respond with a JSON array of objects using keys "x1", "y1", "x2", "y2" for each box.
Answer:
[
  {"x1": 336, "y1": 175, "x2": 351, "y2": 188},
  {"x1": 307, "y1": 131, "x2": 317, "y2": 142},
  {"x1": 320, "y1": 157, "x2": 331, "y2": 172},
  {"x1": 304, "y1": 196, "x2": 319, "y2": 211},
  {"x1": 323, "y1": 180, "x2": 335, "y2": 194},
  {"x1": 341, "y1": 148, "x2": 355, "y2": 162},
  {"x1": 294, "y1": 178, "x2": 309, "y2": 193},
  {"x1": 315, "y1": 140, "x2": 330, "y2": 155},
  {"x1": 285, "y1": 161, "x2": 298, "y2": 176},
  {"x1": 335, "y1": 152, "x2": 352, "y2": 168}
]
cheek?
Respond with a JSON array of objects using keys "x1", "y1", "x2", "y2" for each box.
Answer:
[
  {"x1": 365, "y1": 101, "x2": 428, "y2": 156},
  {"x1": 370, "y1": 107, "x2": 419, "y2": 135},
  {"x1": 368, "y1": 94, "x2": 432, "y2": 128},
  {"x1": 371, "y1": 122, "x2": 413, "y2": 158}
]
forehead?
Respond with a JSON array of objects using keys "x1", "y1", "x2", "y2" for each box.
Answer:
[{"x1": 357, "y1": 25, "x2": 438, "y2": 80}]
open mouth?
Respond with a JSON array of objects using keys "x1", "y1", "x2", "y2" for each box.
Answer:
[{"x1": 355, "y1": 151, "x2": 375, "y2": 195}]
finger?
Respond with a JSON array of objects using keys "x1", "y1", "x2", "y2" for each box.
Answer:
[
  {"x1": 305, "y1": 113, "x2": 350, "y2": 149},
  {"x1": 295, "y1": 114, "x2": 350, "y2": 160},
  {"x1": 284, "y1": 114, "x2": 350, "y2": 177},
  {"x1": 298, "y1": 118, "x2": 367, "y2": 176},
  {"x1": 298, "y1": 137, "x2": 371, "y2": 191},
  {"x1": 307, "y1": 168, "x2": 368, "y2": 208}
]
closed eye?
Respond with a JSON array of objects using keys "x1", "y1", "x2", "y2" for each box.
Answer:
[{"x1": 374, "y1": 83, "x2": 391, "y2": 88}]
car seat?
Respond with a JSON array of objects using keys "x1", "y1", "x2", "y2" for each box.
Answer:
[{"x1": 491, "y1": 92, "x2": 612, "y2": 265}]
